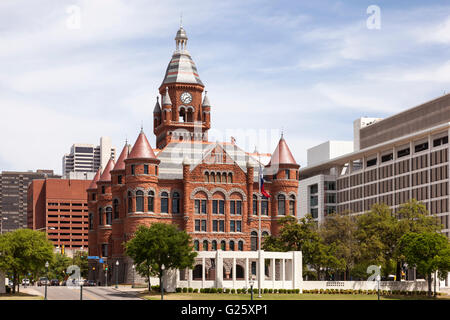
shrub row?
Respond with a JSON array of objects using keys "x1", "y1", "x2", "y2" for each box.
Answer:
[
  {"x1": 176, "y1": 287, "x2": 301, "y2": 294},
  {"x1": 174, "y1": 287, "x2": 440, "y2": 296},
  {"x1": 302, "y1": 289, "x2": 438, "y2": 295}
]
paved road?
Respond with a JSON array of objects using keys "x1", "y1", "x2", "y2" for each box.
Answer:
[{"x1": 24, "y1": 285, "x2": 143, "y2": 300}]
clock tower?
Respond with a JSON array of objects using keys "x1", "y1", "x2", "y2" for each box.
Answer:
[{"x1": 153, "y1": 26, "x2": 211, "y2": 149}]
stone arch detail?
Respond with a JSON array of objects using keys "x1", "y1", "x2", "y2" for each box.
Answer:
[
  {"x1": 228, "y1": 188, "x2": 247, "y2": 201},
  {"x1": 210, "y1": 187, "x2": 229, "y2": 200},
  {"x1": 190, "y1": 187, "x2": 212, "y2": 200}
]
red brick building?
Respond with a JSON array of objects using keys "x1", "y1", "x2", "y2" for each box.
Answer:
[
  {"x1": 28, "y1": 179, "x2": 91, "y2": 253},
  {"x1": 87, "y1": 27, "x2": 299, "y2": 284}
]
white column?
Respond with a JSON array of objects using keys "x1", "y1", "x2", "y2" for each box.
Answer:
[
  {"x1": 282, "y1": 259, "x2": 285, "y2": 289},
  {"x1": 232, "y1": 257, "x2": 236, "y2": 289},
  {"x1": 188, "y1": 269, "x2": 193, "y2": 288},
  {"x1": 245, "y1": 257, "x2": 249, "y2": 288},
  {"x1": 216, "y1": 250, "x2": 223, "y2": 288},
  {"x1": 202, "y1": 257, "x2": 205, "y2": 288},
  {"x1": 272, "y1": 258, "x2": 275, "y2": 288}
]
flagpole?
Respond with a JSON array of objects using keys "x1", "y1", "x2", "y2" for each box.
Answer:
[{"x1": 257, "y1": 150, "x2": 262, "y2": 298}]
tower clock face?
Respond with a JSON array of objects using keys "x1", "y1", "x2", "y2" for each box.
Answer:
[{"x1": 180, "y1": 92, "x2": 192, "y2": 104}]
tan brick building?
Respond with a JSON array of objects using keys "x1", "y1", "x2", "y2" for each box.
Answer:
[{"x1": 87, "y1": 26, "x2": 299, "y2": 285}]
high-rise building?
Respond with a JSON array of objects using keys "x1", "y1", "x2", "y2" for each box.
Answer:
[
  {"x1": 62, "y1": 136, "x2": 116, "y2": 179},
  {"x1": 27, "y1": 178, "x2": 92, "y2": 254},
  {"x1": 0, "y1": 170, "x2": 60, "y2": 234}
]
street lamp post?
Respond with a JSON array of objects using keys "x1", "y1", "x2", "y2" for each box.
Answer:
[
  {"x1": 132, "y1": 265, "x2": 135, "y2": 288},
  {"x1": 115, "y1": 260, "x2": 119, "y2": 289},
  {"x1": 161, "y1": 264, "x2": 165, "y2": 300},
  {"x1": 44, "y1": 261, "x2": 49, "y2": 300}
]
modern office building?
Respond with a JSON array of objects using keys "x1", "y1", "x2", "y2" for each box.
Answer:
[
  {"x1": 0, "y1": 170, "x2": 60, "y2": 234},
  {"x1": 27, "y1": 178, "x2": 91, "y2": 251},
  {"x1": 62, "y1": 136, "x2": 116, "y2": 179},
  {"x1": 298, "y1": 93, "x2": 450, "y2": 240}
]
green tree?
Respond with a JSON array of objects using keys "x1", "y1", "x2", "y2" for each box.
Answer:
[
  {"x1": 72, "y1": 251, "x2": 89, "y2": 279},
  {"x1": 0, "y1": 229, "x2": 54, "y2": 293},
  {"x1": 356, "y1": 203, "x2": 397, "y2": 277},
  {"x1": 398, "y1": 232, "x2": 450, "y2": 296},
  {"x1": 394, "y1": 199, "x2": 441, "y2": 280},
  {"x1": 47, "y1": 253, "x2": 72, "y2": 281},
  {"x1": 263, "y1": 215, "x2": 340, "y2": 279},
  {"x1": 320, "y1": 212, "x2": 360, "y2": 280},
  {"x1": 124, "y1": 223, "x2": 197, "y2": 293}
]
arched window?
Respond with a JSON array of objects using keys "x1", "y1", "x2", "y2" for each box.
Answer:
[
  {"x1": 203, "y1": 240, "x2": 208, "y2": 251},
  {"x1": 172, "y1": 192, "x2": 180, "y2": 213},
  {"x1": 238, "y1": 240, "x2": 243, "y2": 251},
  {"x1": 211, "y1": 172, "x2": 215, "y2": 183},
  {"x1": 251, "y1": 231, "x2": 258, "y2": 251},
  {"x1": 136, "y1": 190, "x2": 144, "y2": 212},
  {"x1": 229, "y1": 240, "x2": 235, "y2": 251},
  {"x1": 106, "y1": 207, "x2": 112, "y2": 225},
  {"x1": 128, "y1": 191, "x2": 132, "y2": 213},
  {"x1": 215, "y1": 173, "x2": 220, "y2": 183},
  {"x1": 205, "y1": 172, "x2": 209, "y2": 182},
  {"x1": 289, "y1": 195, "x2": 296, "y2": 215},
  {"x1": 253, "y1": 195, "x2": 258, "y2": 215},
  {"x1": 113, "y1": 199, "x2": 119, "y2": 219},
  {"x1": 228, "y1": 173, "x2": 233, "y2": 183},
  {"x1": 194, "y1": 240, "x2": 199, "y2": 251},
  {"x1": 278, "y1": 194, "x2": 286, "y2": 215},
  {"x1": 221, "y1": 173, "x2": 226, "y2": 183},
  {"x1": 98, "y1": 208, "x2": 103, "y2": 225},
  {"x1": 161, "y1": 192, "x2": 169, "y2": 213},
  {"x1": 221, "y1": 240, "x2": 226, "y2": 251},
  {"x1": 212, "y1": 240, "x2": 217, "y2": 251},
  {"x1": 148, "y1": 190, "x2": 154, "y2": 212}
]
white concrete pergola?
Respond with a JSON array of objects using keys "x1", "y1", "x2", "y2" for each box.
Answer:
[{"x1": 165, "y1": 250, "x2": 302, "y2": 291}]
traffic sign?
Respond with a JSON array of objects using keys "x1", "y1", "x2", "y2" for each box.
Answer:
[
  {"x1": 99, "y1": 258, "x2": 104, "y2": 263},
  {"x1": 88, "y1": 256, "x2": 100, "y2": 260}
]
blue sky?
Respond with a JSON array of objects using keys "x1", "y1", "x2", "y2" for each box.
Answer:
[{"x1": 1, "y1": 0, "x2": 450, "y2": 173}]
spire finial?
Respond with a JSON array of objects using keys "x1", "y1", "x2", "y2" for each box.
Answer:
[
  {"x1": 157, "y1": 96, "x2": 159, "y2": 102},
  {"x1": 281, "y1": 128, "x2": 284, "y2": 139},
  {"x1": 180, "y1": 13, "x2": 183, "y2": 28},
  {"x1": 141, "y1": 121, "x2": 144, "y2": 133}
]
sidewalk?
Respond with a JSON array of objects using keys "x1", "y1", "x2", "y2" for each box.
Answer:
[{"x1": 20, "y1": 286, "x2": 43, "y2": 297}]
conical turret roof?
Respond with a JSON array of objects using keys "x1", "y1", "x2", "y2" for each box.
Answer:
[
  {"x1": 268, "y1": 136, "x2": 298, "y2": 166},
  {"x1": 153, "y1": 96, "x2": 161, "y2": 113},
  {"x1": 99, "y1": 158, "x2": 116, "y2": 182},
  {"x1": 162, "y1": 87, "x2": 172, "y2": 106},
  {"x1": 128, "y1": 130, "x2": 157, "y2": 160},
  {"x1": 112, "y1": 143, "x2": 130, "y2": 171},
  {"x1": 87, "y1": 168, "x2": 101, "y2": 190},
  {"x1": 202, "y1": 91, "x2": 211, "y2": 107}
]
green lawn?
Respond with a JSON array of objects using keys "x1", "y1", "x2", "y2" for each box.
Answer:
[
  {"x1": 141, "y1": 292, "x2": 449, "y2": 300},
  {"x1": 0, "y1": 292, "x2": 44, "y2": 300}
]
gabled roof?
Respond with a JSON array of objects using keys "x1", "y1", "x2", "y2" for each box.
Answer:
[
  {"x1": 87, "y1": 168, "x2": 101, "y2": 190},
  {"x1": 99, "y1": 158, "x2": 115, "y2": 182},
  {"x1": 267, "y1": 137, "x2": 298, "y2": 166},
  {"x1": 128, "y1": 131, "x2": 157, "y2": 160},
  {"x1": 112, "y1": 143, "x2": 130, "y2": 171}
]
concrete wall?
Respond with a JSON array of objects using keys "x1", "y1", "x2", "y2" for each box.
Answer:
[
  {"x1": 302, "y1": 280, "x2": 429, "y2": 292},
  {"x1": 307, "y1": 141, "x2": 353, "y2": 167}
]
